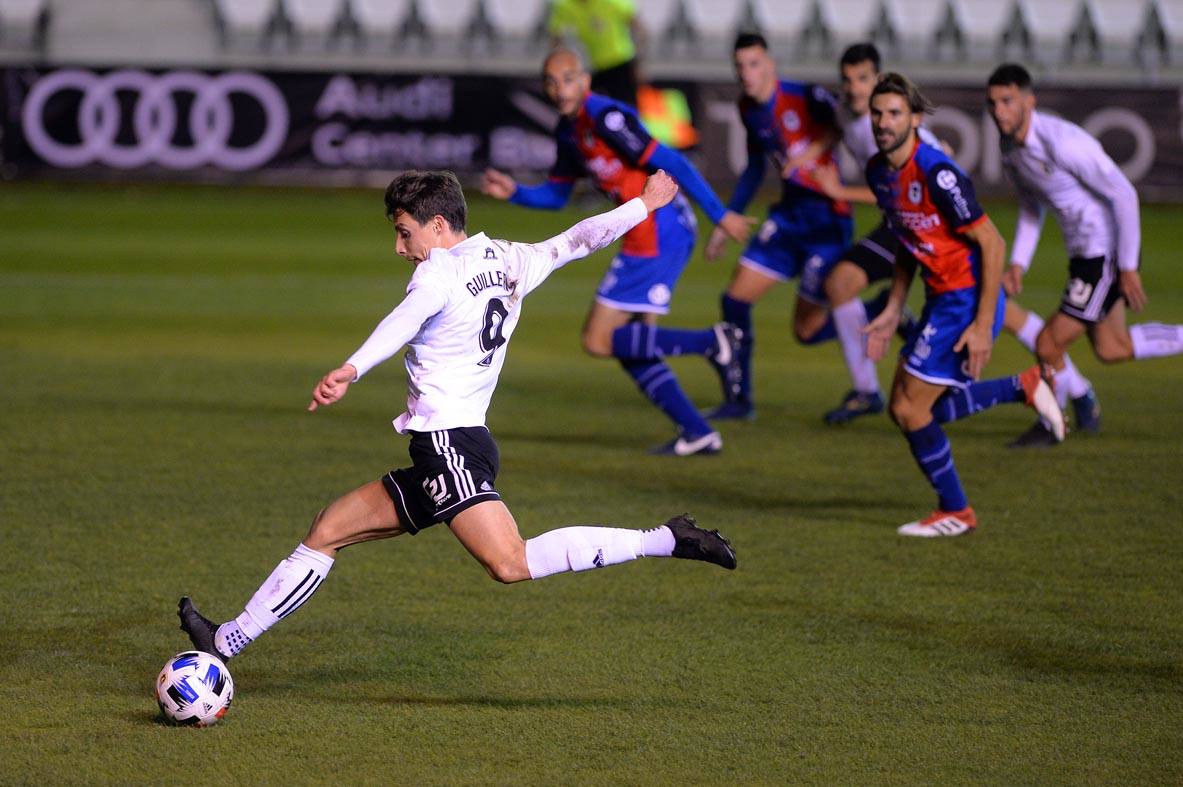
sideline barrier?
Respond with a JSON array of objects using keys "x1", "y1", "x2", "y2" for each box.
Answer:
[{"x1": 3, "y1": 67, "x2": 1181, "y2": 199}]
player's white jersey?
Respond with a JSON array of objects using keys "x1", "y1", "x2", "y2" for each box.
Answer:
[
  {"x1": 842, "y1": 110, "x2": 940, "y2": 172},
  {"x1": 346, "y1": 198, "x2": 648, "y2": 434},
  {"x1": 1001, "y1": 110, "x2": 1140, "y2": 272}
]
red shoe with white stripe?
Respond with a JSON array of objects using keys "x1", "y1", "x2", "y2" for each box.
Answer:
[
  {"x1": 897, "y1": 507, "x2": 978, "y2": 537},
  {"x1": 1017, "y1": 364, "x2": 1065, "y2": 442}
]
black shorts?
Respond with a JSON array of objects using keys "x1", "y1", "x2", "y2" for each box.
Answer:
[
  {"x1": 1059, "y1": 254, "x2": 1123, "y2": 325},
  {"x1": 381, "y1": 426, "x2": 501, "y2": 535},
  {"x1": 841, "y1": 222, "x2": 899, "y2": 284}
]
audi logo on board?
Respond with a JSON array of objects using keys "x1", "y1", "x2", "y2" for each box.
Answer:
[{"x1": 21, "y1": 69, "x2": 290, "y2": 171}]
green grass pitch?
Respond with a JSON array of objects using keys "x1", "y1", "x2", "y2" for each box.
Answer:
[{"x1": 2, "y1": 182, "x2": 1181, "y2": 783}]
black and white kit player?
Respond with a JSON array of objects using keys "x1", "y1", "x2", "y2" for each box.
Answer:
[
  {"x1": 987, "y1": 64, "x2": 1183, "y2": 443},
  {"x1": 178, "y1": 170, "x2": 735, "y2": 663}
]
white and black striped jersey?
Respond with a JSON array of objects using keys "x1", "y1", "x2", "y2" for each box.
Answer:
[
  {"x1": 346, "y1": 198, "x2": 649, "y2": 434},
  {"x1": 1001, "y1": 110, "x2": 1140, "y2": 272}
]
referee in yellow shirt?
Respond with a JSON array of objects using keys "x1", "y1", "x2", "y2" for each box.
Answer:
[{"x1": 548, "y1": 0, "x2": 641, "y2": 105}]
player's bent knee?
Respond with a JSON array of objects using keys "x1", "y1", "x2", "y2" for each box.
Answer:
[
  {"x1": 1094, "y1": 339, "x2": 1133, "y2": 364},
  {"x1": 580, "y1": 332, "x2": 613, "y2": 359}
]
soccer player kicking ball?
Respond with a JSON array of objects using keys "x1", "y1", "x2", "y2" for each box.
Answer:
[
  {"x1": 178, "y1": 170, "x2": 736, "y2": 662},
  {"x1": 862, "y1": 74, "x2": 1064, "y2": 537},
  {"x1": 987, "y1": 63, "x2": 1183, "y2": 445},
  {"x1": 483, "y1": 48, "x2": 754, "y2": 456}
]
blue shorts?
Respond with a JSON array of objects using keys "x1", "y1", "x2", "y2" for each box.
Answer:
[
  {"x1": 596, "y1": 199, "x2": 696, "y2": 314},
  {"x1": 738, "y1": 204, "x2": 853, "y2": 306},
  {"x1": 902, "y1": 286, "x2": 1007, "y2": 388}
]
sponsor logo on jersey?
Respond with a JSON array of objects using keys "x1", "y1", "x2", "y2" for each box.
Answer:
[
  {"x1": 894, "y1": 209, "x2": 942, "y2": 231},
  {"x1": 935, "y1": 167, "x2": 973, "y2": 221},
  {"x1": 604, "y1": 111, "x2": 625, "y2": 131}
]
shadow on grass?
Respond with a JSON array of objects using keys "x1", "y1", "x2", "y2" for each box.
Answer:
[{"x1": 329, "y1": 693, "x2": 640, "y2": 710}]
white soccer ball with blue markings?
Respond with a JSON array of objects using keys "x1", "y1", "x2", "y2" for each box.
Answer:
[{"x1": 155, "y1": 650, "x2": 234, "y2": 726}]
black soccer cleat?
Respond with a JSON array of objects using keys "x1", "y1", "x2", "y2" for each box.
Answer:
[
  {"x1": 664, "y1": 514, "x2": 737, "y2": 570},
  {"x1": 708, "y1": 322, "x2": 745, "y2": 402},
  {"x1": 178, "y1": 597, "x2": 229, "y2": 660},
  {"x1": 1007, "y1": 420, "x2": 1061, "y2": 449}
]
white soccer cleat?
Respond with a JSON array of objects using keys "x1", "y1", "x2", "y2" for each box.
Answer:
[
  {"x1": 897, "y1": 507, "x2": 978, "y2": 537},
  {"x1": 1019, "y1": 365, "x2": 1065, "y2": 442},
  {"x1": 649, "y1": 431, "x2": 723, "y2": 457}
]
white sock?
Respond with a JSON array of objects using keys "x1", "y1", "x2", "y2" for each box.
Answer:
[
  {"x1": 524, "y1": 525, "x2": 674, "y2": 580},
  {"x1": 832, "y1": 299, "x2": 879, "y2": 394},
  {"x1": 215, "y1": 543, "x2": 335, "y2": 656},
  {"x1": 1015, "y1": 311, "x2": 1043, "y2": 351},
  {"x1": 1130, "y1": 323, "x2": 1183, "y2": 359},
  {"x1": 1055, "y1": 355, "x2": 1092, "y2": 405}
]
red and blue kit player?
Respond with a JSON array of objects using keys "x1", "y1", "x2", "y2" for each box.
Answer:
[
  {"x1": 703, "y1": 33, "x2": 863, "y2": 420},
  {"x1": 484, "y1": 48, "x2": 753, "y2": 455},
  {"x1": 863, "y1": 74, "x2": 1064, "y2": 537}
]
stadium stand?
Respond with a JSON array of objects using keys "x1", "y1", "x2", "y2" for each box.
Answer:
[
  {"x1": 0, "y1": 0, "x2": 1179, "y2": 82},
  {"x1": 347, "y1": 0, "x2": 413, "y2": 50},
  {"x1": 281, "y1": 0, "x2": 344, "y2": 49},
  {"x1": 214, "y1": 0, "x2": 278, "y2": 49},
  {"x1": 1016, "y1": 0, "x2": 1088, "y2": 64},
  {"x1": 1151, "y1": 0, "x2": 1183, "y2": 64},
  {"x1": 749, "y1": 0, "x2": 817, "y2": 57},
  {"x1": 816, "y1": 0, "x2": 886, "y2": 52},
  {"x1": 0, "y1": 0, "x2": 48, "y2": 49},
  {"x1": 483, "y1": 0, "x2": 546, "y2": 55},
  {"x1": 411, "y1": 0, "x2": 481, "y2": 56},
  {"x1": 682, "y1": 0, "x2": 749, "y2": 59},
  {"x1": 881, "y1": 0, "x2": 955, "y2": 62}
]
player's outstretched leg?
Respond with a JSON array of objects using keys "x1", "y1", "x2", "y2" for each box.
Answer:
[
  {"x1": 522, "y1": 512, "x2": 737, "y2": 577},
  {"x1": 928, "y1": 364, "x2": 1065, "y2": 445}
]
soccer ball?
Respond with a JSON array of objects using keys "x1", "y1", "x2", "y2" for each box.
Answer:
[{"x1": 155, "y1": 650, "x2": 234, "y2": 726}]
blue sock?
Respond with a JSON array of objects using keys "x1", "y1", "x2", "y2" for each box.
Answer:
[
  {"x1": 932, "y1": 376, "x2": 1024, "y2": 424},
  {"x1": 798, "y1": 312, "x2": 837, "y2": 345},
  {"x1": 721, "y1": 294, "x2": 753, "y2": 402},
  {"x1": 611, "y1": 323, "x2": 715, "y2": 360},
  {"x1": 620, "y1": 359, "x2": 713, "y2": 439},
  {"x1": 904, "y1": 420, "x2": 968, "y2": 512}
]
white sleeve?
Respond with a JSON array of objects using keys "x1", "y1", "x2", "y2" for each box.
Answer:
[
  {"x1": 345, "y1": 281, "x2": 448, "y2": 379},
  {"x1": 1007, "y1": 174, "x2": 1046, "y2": 271},
  {"x1": 504, "y1": 198, "x2": 649, "y2": 298},
  {"x1": 1056, "y1": 129, "x2": 1141, "y2": 271}
]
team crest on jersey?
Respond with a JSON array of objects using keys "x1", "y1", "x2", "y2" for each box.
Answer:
[
  {"x1": 781, "y1": 110, "x2": 800, "y2": 132},
  {"x1": 484, "y1": 247, "x2": 496, "y2": 259},
  {"x1": 908, "y1": 181, "x2": 923, "y2": 204}
]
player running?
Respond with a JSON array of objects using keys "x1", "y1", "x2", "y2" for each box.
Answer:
[
  {"x1": 702, "y1": 33, "x2": 855, "y2": 421},
  {"x1": 811, "y1": 43, "x2": 943, "y2": 425},
  {"x1": 178, "y1": 170, "x2": 737, "y2": 663},
  {"x1": 987, "y1": 63, "x2": 1183, "y2": 445},
  {"x1": 863, "y1": 74, "x2": 1064, "y2": 537},
  {"x1": 482, "y1": 48, "x2": 754, "y2": 456}
]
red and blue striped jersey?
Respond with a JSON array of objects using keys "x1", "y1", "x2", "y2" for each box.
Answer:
[
  {"x1": 866, "y1": 141, "x2": 988, "y2": 295},
  {"x1": 732, "y1": 79, "x2": 849, "y2": 216},
  {"x1": 549, "y1": 93, "x2": 664, "y2": 256}
]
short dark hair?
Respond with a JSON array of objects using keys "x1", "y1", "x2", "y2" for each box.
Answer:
[
  {"x1": 840, "y1": 42, "x2": 881, "y2": 72},
  {"x1": 733, "y1": 32, "x2": 768, "y2": 52},
  {"x1": 383, "y1": 170, "x2": 467, "y2": 231},
  {"x1": 987, "y1": 63, "x2": 1033, "y2": 90},
  {"x1": 870, "y1": 72, "x2": 933, "y2": 115}
]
